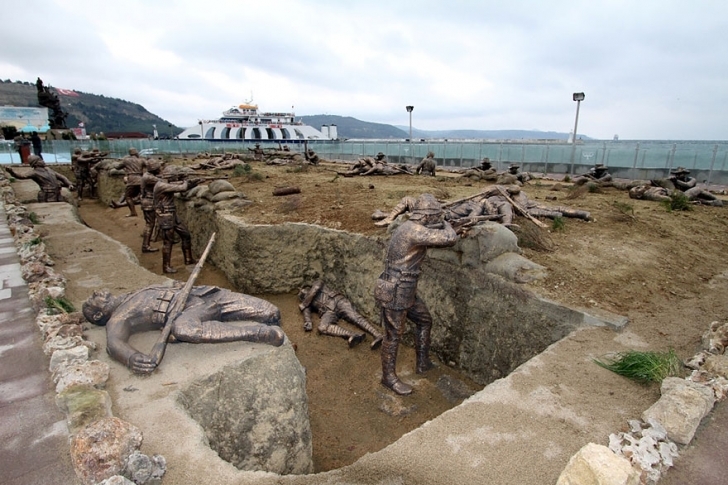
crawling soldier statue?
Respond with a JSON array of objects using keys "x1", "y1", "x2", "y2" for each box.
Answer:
[{"x1": 298, "y1": 280, "x2": 383, "y2": 349}]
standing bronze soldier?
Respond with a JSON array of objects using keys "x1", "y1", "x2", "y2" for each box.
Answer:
[
  {"x1": 113, "y1": 148, "x2": 144, "y2": 217},
  {"x1": 7, "y1": 155, "x2": 74, "y2": 202},
  {"x1": 374, "y1": 194, "x2": 458, "y2": 395},
  {"x1": 140, "y1": 159, "x2": 164, "y2": 253},
  {"x1": 75, "y1": 148, "x2": 108, "y2": 200},
  {"x1": 153, "y1": 166, "x2": 200, "y2": 273},
  {"x1": 416, "y1": 152, "x2": 437, "y2": 176}
]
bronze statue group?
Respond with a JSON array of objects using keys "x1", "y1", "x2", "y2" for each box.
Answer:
[{"x1": 8, "y1": 148, "x2": 725, "y2": 397}]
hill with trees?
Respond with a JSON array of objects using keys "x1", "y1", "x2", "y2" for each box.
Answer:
[{"x1": 0, "y1": 79, "x2": 179, "y2": 136}]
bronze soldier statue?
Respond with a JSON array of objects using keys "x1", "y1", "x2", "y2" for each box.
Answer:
[
  {"x1": 6, "y1": 155, "x2": 74, "y2": 202},
  {"x1": 140, "y1": 159, "x2": 164, "y2": 253},
  {"x1": 459, "y1": 157, "x2": 497, "y2": 181},
  {"x1": 153, "y1": 166, "x2": 200, "y2": 273},
  {"x1": 112, "y1": 148, "x2": 144, "y2": 217},
  {"x1": 416, "y1": 152, "x2": 437, "y2": 176},
  {"x1": 374, "y1": 194, "x2": 458, "y2": 395},
  {"x1": 304, "y1": 149, "x2": 320, "y2": 165},
  {"x1": 75, "y1": 148, "x2": 108, "y2": 200},
  {"x1": 629, "y1": 184, "x2": 671, "y2": 202},
  {"x1": 82, "y1": 284, "x2": 285, "y2": 374},
  {"x1": 248, "y1": 143, "x2": 264, "y2": 160},
  {"x1": 668, "y1": 167, "x2": 722, "y2": 206},
  {"x1": 298, "y1": 280, "x2": 383, "y2": 349},
  {"x1": 572, "y1": 163, "x2": 613, "y2": 186}
]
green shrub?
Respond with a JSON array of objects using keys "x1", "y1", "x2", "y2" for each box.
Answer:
[
  {"x1": 551, "y1": 216, "x2": 565, "y2": 231},
  {"x1": 233, "y1": 163, "x2": 252, "y2": 177},
  {"x1": 28, "y1": 212, "x2": 40, "y2": 224},
  {"x1": 594, "y1": 349, "x2": 683, "y2": 384},
  {"x1": 661, "y1": 192, "x2": 692, "y2": 212}
]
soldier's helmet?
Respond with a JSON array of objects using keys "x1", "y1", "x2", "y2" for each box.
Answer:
[
  {"x1": 308, "y1": 149, "x2": 315, "y2": 154},
  {"x1": 145, "y1": 159, "x2": 163, "y2": 173},
  {"x1": 376, "y1": 152, "x2": 385, "y2": 159},
  {"x1": 509, "y1": 163, "x2": 520, "y2": 172},
  {"x1": 73, "y1": 148, "x2": 82, "y2": 155},
  {"x1": 92, "y1": 148, "x2": 100, "y2": 153},
  {"x1": 480, "y1": 157, "x2": 492, "y2": 168},
  {"x1": 129, "y1": 147, "x2": 139, "y2": 156},
  {"x1": 594, "y1": 163, "x2": 607, "y2": 172},
  {"x1": 28, "y1": 155, "x2": 45, "y2": 168},
  {"x1": 670, "y1": 166, "x2": 690, "y2": 175},
  {"x1": 161, "y1": 165, "x2": 184, "y2": 180},
  {"x1": 427, "y1": 151, "x2": 435, "y2": 158},
  {"x1": 412, "y1": 194, "x2": 442, "y2": 215}
]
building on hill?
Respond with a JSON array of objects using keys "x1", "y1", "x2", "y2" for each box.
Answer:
[{"x1": 0, "y1": 106, "x2": 51, "y2": 133}]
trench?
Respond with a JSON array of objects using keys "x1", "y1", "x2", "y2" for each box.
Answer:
[{"x1": 79, "y1": 173, "x2": 623, "y2": 475}]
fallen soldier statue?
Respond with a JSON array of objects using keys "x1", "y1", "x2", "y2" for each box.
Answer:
[{"x1": 82, "y1": 284, "x2": 285, "y2": 374}]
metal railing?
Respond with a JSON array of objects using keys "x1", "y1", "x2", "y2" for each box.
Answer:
[{"x1": 3, "y1": 139, "x2": 728, "y2": 185}]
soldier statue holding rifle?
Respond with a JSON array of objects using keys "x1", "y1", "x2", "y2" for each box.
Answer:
[{"x1": 82, "y1": 234, "x2": 286, "y2": 374}]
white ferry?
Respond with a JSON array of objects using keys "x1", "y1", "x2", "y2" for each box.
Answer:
[{"x1": 178, "y1": 103, "x2": 336, "y2": 141}]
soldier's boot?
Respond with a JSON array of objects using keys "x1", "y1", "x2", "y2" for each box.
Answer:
[
  {"x1": 323, "y1": 324, "x2": 365, "y2": 348},
  {"x1": 352, "y1": 316, "x2": 384, "y2": 349},
  {"x1": 125, "y1": 198, "x2": 137, "y2": 217},
  {"x1": 254, "y1": 325, "x2": 286, "y2": 346},
  {"x1": 141, "y1": 229, "x2": 159, "y2": 253},
  {"x1": 414, "y1": 323, "x2": 435, "y2": 374},
  {"x1": 558, "y1": 208, "x2": 592, "y2": 221},
  {"x1": 162, "y1": 247, "x2": 177, "y2": 274},
  {"x1": 182, "y1": 244, "x2": 197, "y2": 265},
  {"x1": 374, "y1": 199, "x2": 410, "y2": 227},
  {"x1": 381, "y1": 340, "x2": 412, "y2": 395},
  {"x1": 382, "y1": 341, "x2": 412, "y2": 396}
]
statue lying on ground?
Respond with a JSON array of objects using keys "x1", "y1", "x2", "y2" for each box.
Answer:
[
  {"x1": 374, "y1": 185, "x2": 590, "y2": 230},
  {"x1": 83, "y1": 284, "x2": 285, "y2": 374},
  {"x1": 298, "y1": 280, "x2": 383, "y2": 349}
]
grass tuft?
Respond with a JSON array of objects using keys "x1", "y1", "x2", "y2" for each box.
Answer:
[
  {"x1": 45, "y1": 296, "x2": 75, "y2": 314},
  {"x1": 551, "y1": 216, "x2": 565, "y2": 232},
  {"x1": 594, "y1": 349, "x2": 683, "y2": 384},
  {"x1": 661, "y1": 192, "x2": 693, "y2": 212},
  {"x1": 28, "y1": 212, "x2": 40, "y2": 224}
]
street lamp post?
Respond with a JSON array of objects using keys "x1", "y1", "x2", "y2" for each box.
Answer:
[
  {"x1": 406, "y1": 105, "x2": 414, "y2": 164},
  {"x1": 569, "y1": 92, "x2": 585, "y2": 174}
]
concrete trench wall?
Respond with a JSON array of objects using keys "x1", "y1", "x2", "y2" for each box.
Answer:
[{"x1": 97, "y1": 171, "x2": 615, "y2": 387}]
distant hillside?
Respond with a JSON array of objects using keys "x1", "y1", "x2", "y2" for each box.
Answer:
[
  {"x1": 299, "y1": 115, "x2": 407, "y2": 140},
  {"x1": 395, "y1": 126, "x2": 587, "y2": 141},
  {"x1": 0, "y1": 80, "x2": 180, "y2": 136}
]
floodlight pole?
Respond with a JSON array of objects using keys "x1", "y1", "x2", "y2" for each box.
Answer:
[
  {"x1": 406, "y1": 105, "x2": 414, "y2": 164},
  {"x1": 569, "y1": 92, "x2": 585, "y2": 174}
]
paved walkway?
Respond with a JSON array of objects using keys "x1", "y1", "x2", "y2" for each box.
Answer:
[{"x1": 0, "y1": 202, "x2": 78, "y2": 485}]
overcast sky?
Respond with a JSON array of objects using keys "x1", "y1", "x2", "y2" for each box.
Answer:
[{"x1": 1, "y1": 1, "x2": 726, "y2": 140}]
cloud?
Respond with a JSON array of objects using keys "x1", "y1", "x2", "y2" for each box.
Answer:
[{"x1": 1, "y1": 0, "x2": 726, "y2": 139}]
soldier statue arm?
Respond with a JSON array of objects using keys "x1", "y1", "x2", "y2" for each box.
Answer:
[
  {"x1": 672, "y1": 177, "x2": 696, "y2": 191},
  {"x1": 54, "y1": 170, "x2": 74, "y2": 189},
  {"x1": 298, "y1": 280, "x2": 323, "y2": 311},
  {"x1": 104, "y1": 310, "x2": 160, "y2": 374}
]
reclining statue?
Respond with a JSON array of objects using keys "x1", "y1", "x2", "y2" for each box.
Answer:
[{"x1": 83, "y1": 284, "x2": 285, "y2": 374}]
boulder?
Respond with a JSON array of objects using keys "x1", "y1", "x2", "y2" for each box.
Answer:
[
  {"x1": 70, "y1": 417, "x2": 143, "y2": 485},
  {"x1": 642, "y1": 377, "x2": 716, "y2": 445},
  {"x1": 557, "y1": 443, "x2": 640, "y2": 485},
  {"x1": 177, "y1": 345, "x2": 312, "y2": 475},
  {"x1": 56, "y1": 386, "x2": 114, "y2": 434}
]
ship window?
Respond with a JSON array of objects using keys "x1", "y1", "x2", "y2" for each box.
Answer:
[
  {"x1": 221, "y1": 127, "x2": 231, "y2": 139},
  {"x1": 186, "y1": 134, "x2": 201, "y2": 139},
  {"x1": 252, "y1": 128, "x2": 262, "y2": 139},
  {"x1": 281, "y1": 128, "x2": 290, "y2": 140},
  {"x1": 235, "y1": 127, "x2": 244, "y2": 139},
  {"x1": 266, "y1": 128, "x2": 276, "y2": 139},
  {"x1": 205, "y1": 127, "x2": 215, "y2": 138},
  {"x1": 294, "y1": 129, "x2": 304, "y2": 139}
]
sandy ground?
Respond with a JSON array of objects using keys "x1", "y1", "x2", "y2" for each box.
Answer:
[{"x1": 30, "y1": 157, "x2": 728, "y2": 484}]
